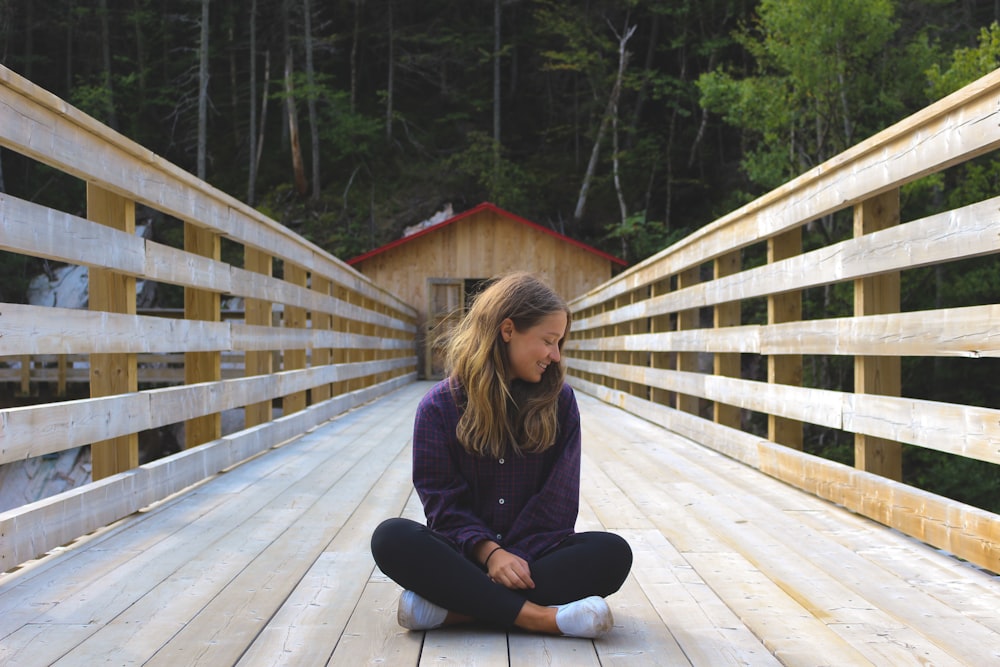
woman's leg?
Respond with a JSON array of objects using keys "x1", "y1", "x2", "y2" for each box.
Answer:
[
  {"x1": 370, "y1": 517, "x2": 525, "y2": 627},
  {"x1": 524, "y1": 531, "x2": 632, "y2": 606}
]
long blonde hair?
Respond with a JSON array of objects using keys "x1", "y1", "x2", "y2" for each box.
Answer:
[{"x1": 446, "y1": 272, "x2": 571, "y2": 459}]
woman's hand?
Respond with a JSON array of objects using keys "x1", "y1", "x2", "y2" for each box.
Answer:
[{"x1": 486, "y1": 549, "x2": 535, "y2": 590}]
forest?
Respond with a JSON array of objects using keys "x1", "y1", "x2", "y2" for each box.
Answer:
[{"x1": 1, "y1": 0, "x2": 999, "y2": 510}]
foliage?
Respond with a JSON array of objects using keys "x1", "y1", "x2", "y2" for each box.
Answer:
[{"x1": 697, "y1": 0, "x2": 932, "y2": 189}]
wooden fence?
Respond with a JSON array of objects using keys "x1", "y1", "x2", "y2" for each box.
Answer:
[
  {"x1": 564, "y1": 69, "x2": 1000, "y2": 575},
  {"x1": 0, "y1": 65, "x2": 418, "y2": 571}
]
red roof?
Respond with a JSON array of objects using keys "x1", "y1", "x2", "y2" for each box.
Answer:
[{"x1": 346, "y1": 202, "x2": 627, "y2": 267}]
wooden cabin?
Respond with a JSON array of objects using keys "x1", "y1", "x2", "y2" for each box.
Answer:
[{"x1": 348, "y1": 202, "x2": 627, "y2": 378}]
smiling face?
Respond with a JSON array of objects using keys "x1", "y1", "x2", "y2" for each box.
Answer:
[{"x1": 501, "y1": 310, "x2": 568, "y2": 383}]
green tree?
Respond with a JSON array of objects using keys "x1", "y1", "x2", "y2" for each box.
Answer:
[{"x1": 696, "y1": 0, "x2": 928, "y2": 190}]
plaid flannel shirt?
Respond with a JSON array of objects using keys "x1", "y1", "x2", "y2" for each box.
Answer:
[{"x1": 412, "y1": 378, "x2": 581, "y2": 562}]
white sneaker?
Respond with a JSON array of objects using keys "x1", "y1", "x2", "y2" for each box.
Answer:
[
  {"x1": 397, "y1": 590, "x2": 448, "y2": 631},
  {"x1": 554, "y1": 596, "x2": 614, "y2": 638}
]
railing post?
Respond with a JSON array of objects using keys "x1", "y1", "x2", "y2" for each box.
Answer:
[
  {"x1": 184, "y1": 223, "x2": 221, "y2": 447},
  {"x1": 677, "y1": 266, "x2": 701, "y2": 416},
  {"x1": 333, "y1": 283, "x2": 349, "y2": 397},
  {"x1": 714, "y1": 251, "x2": 741, "y2": 428},
  {"x1": 88, "y1": 184, "x2": 138, "y2": 479},
  {"x1": 18, "y1": 355, "x2": 30, "y2": 396},
  {"x1": 283, "y1": 262, "x2": 308, "y2": 414},
  {"x1": 854, "y1": 190, "x2": 903, "y2": 480},
  {"x1": 767, "y1": 229, "x2": 803, "y2": 449},
  {"x1": 311, "y1": 274, "x2": 333, "y2": 402},
  {"x1": 650, "y1": 277, "x2": 673, "y2": 407},
  {"x1": 244, "y1": 247, "x2": 273, "y2": 428}
]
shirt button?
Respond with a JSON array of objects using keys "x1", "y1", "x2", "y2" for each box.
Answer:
[
  {"x1": 496, "y1": 533, "x2": 502, "y2": 540},
  {"x1": 498, "y1": 498, "x2": 505, "y2": 505},
  {"x1": 499, "y1": 458, "x2": 505, "y2": 464}
]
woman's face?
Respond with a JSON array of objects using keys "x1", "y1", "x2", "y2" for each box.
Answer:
[{"x1": 501, "y1": 310, "x2": 567, "y2": 383}]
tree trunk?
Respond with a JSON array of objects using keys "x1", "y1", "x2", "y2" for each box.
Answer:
[
  {"x1": 284, "y1": 0, "x2": 308, "y2": 196},
  {"x1": 99, "y1": 0, "x2": 119, "y2": 130},
  {"x1": 351, "y1": 0, "x2": 363, "y2": 114},
  {"x1": 493, "y1": 0, "x2": 502, "y2": 178},
  {"x1": 255, "y1": 49, "x2": 271, "y2": 181},
  {"x1": 385, "y1": 0, "x2": 395, "y2": 144},
  {"x1": 197, "y1": 0, "x2": 209, "y2": 180},
  {"x1": 573, "y1": 23, "x2": 635, "y2": 225},
  {"x1": 611, "y1": 23, "x2": 636, "y2": 257},
  {"x1": 303, "y1": 0, "x2": 320, "y2": 200},
  {"x1": 248, "y1": 0, "x2": 258, "y2": 205}
]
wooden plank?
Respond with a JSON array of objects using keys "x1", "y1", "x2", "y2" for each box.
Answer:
[
  {"x1": 853, "y1": 189, "x2": 902, "y2": 480},
  {"x1": 42, "y1": 385, "x2": 421, "y2": 665},
  {"x1": 87, "y1": 183, "x2": 139, "y2": 480},
  {"x1": 0, "y1": 192, "x2": 145, "y2": 273},
  {"x1": 767, "y1": 227, "x2": 803, "y2": 450},
  {"x1": 418, "y1": 630, "x2": 509, "y2": 667},
  {"x1": 237, "y1": 429, "x2": 415, "y2": 666},
  {"x1": 282, "y1": 262, "x2": 309, "y2": 416},
  {"x1": 244, "y1": 246, "x2": 273, "y2": 428},
  {"x1": 713, "y1": 250, "x2": 741, "y2": 429},
  {"x1": 567, "y1": 301, "x2": 1000, "y2": 359},
  {"x1": 144, "y1": 240, "x2": 233, "y2": 294},
  {"x1": 184, "y1": 222, "x2": 222, "y2": 449},
  {"x1": 0, "y1": 303, "x2": 232, "y2": 355},
  {"x1": 581, "y1": 399, "x2": 946, "y2": 666},
  {"x1": 311, "y1": 274, "x2": 334, "y2": 403},
  {"x1": 616, "y1": 423, "x2": 1000, "y2": 665},
  {"x1": 327, "y1": 579, "x2": 424, "y2": 666}
]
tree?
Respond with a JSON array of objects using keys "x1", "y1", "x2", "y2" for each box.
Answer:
[
  {"x1": 696, "y1": 0, "x2": 908, "y2": 190},
  {"x1": 197, "y1": 0, "x2": 209, "y2": 180},
  {"x1": 283, "y1": 0, "x2": 307, "y2": 195},
  {"x1": 303, "y1": 0, "x2": 320, "y2": 200}
]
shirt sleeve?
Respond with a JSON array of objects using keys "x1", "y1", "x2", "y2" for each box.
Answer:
[
  {"x1": 411, "y1": 384, "x2": 495, "y2": 558},
  {"x1": 502, "y1": 384, "x2": 581, "y2": 561}
]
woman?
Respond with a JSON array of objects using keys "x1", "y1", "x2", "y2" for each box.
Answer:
[{"x1": 370, "y1": 272, "x2": 632, "y2": 638}]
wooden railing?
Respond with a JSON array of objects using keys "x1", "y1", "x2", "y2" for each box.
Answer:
[
  {"x1": 0, "y1": 65, "x2": 418, "y2": 571},
  {"x1": 565, "y1": 69, "x2": 1000, "y2": 575}
]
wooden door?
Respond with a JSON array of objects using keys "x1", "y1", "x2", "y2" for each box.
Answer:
[{"x1": 425, "y1": 279, "x2": 465, "y2": 379}]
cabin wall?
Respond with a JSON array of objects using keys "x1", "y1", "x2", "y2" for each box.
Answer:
[{"x1": 354, "y1": 209, "x2": 615, "y2": 377}]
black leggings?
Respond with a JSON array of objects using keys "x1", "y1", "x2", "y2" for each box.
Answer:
[{"x1": 370, "y1": 517, "x2": 632, "y2": 627}]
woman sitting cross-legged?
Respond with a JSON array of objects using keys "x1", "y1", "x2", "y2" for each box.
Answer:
[{"x1": 370, "y1": 272, "x2": 632, "y2": 638}]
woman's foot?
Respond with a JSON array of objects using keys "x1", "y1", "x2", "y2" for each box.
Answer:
[
  {"x1": 514, "y1": 596, "x2": 615, "y2": 638},
  {"x1": 396, "y1": 590, "x2": 448, "y2": 630},
  {"x1": 554, "y1": 596, "x2": 614, "y2": 638}
]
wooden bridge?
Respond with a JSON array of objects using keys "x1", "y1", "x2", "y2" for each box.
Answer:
[{"x1": 1, "y1": 63, "x2": 999, "y2": 665}]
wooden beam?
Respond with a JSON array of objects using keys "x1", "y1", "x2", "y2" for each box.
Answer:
[
  {"x1": 88, "y1": 184, "x2": 139, "y2": 479},
  {"x1": 311, "y1": 274, "x2": 334, "y2": 403},
  {"x1": 676, "y1": 266, "x2": 701, "y2": 416},
  {"x1": 853, "y1": 190, "x2": 903, "y2": 481},
  {"x1": 283, "y1": 262, "x2": 309, "y2": 415},
  {"x1": 244, "y1": 247, "x2": 273, "y2": 428},
  {"x1": 714, "y1": 250, "x2": 741, "y2": 429},
  {"x1": 767, "y1": 228, "x2": 803, "y2": 450},
  {"x1": 184, "y1": 223, "x2": 222, "y2": 448}
]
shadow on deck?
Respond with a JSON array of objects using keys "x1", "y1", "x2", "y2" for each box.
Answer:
[{"x1": 1, "y1": 381, "x2": 998, "y2": 666}]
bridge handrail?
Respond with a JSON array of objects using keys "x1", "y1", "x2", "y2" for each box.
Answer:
[
  {"x1": 566, "y1": 69, "x2": 1000, "y2": 574},
  {"x1": 0, "y1": 65, "x2": 418, "y2": 571}
]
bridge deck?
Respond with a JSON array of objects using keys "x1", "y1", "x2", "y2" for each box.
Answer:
[{"x1": 1, "y1": 381, "x2": 998, "y2": 666}]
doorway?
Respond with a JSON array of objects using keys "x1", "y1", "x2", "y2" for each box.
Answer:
[{"x1": 424, "y1": 278, "x2": 491, "y2": 379}]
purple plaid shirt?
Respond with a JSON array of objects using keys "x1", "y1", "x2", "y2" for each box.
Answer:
[{"x1": 412, "y1": 378, "x2": 581, "y2": 562}]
